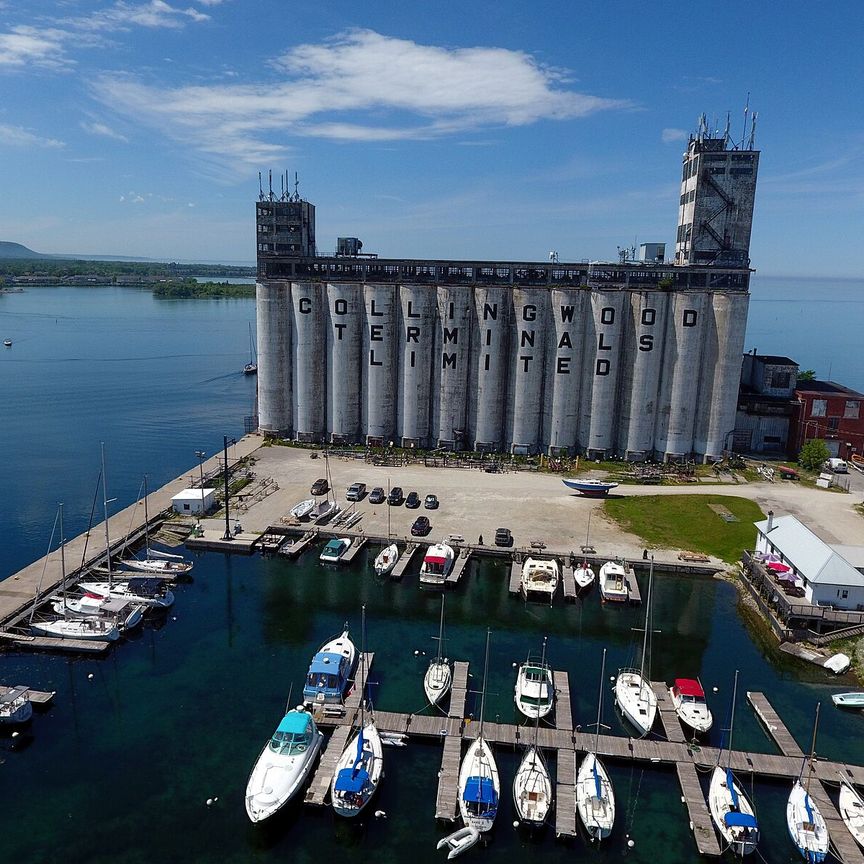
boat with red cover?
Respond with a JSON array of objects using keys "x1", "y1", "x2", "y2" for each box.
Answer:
[{"x1": 669, "y1": 678, "x2": 713, "y2": 735}]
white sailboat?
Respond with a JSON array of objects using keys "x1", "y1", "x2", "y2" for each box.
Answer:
[
  {"x1": 839, "y1": 780, "x2": 864, "y2": 849},
  {"x1": 707, "y1": 670, "x2": 759, "y2": 856},
  {"x1": 424, "y1": 594, "x2": 452, "y2": 707},
  {"x1": 614, "y1": 559, "x2": 657, "y2": 737},
  {"x1": 458, "y1": 629, "x2": 500, "y2": 833},
  {"x1": 576, "y1": 648, "x2": 615, "y2": 841},
  {"x1": 513, "y1": 636, "x2": 553, "y2": 827},
  {"x1": 574, "y1": 560, "x2": 596, "y2": 590},
  {"x1": 331, "y1": 606, "x2": 383, "y2": 817},
  {"x1": 245, "y1": 706, "x2": 323, "y2": 822},
  {"x1": 786, "y1": 703, "x2": 829, "y2": 863},
  {"x1": 51, "y1": 593, "x2": 144, "y2": 632},
  {"x1": 373, "y1": 543, "x2": 400, "y2": 577},
  {"x1": 243, "y1": 322, "x2": 258, "y2": 375},
  {"x1": 77, "y1": 576, "x2": 174, "y2": 609}
]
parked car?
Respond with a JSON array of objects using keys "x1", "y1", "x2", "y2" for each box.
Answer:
[
  {"x1": 346, "y1": 482, "x2": 366, "y2": 501},
  {"x1": 368, "y1": 487, "x2": 386, "y2": 504},
  {"x1": 411, "y1": 516, "x2": 431, "y2": 536},
  {"x1": 388, "y1": 486, "x2": 404, "y2": 505},
  {"x1": 494, "y1": 527, "x2": 513, "y2": 547},
  {"x1": 310, "y1": 477, "x2": 329, "y2": 496},
  {"x1": 424, "y1": 494, "x2": 439, "y2": 510},
  {"x1": 405, "y1": 491, "x2": 421, "y2": 509}
]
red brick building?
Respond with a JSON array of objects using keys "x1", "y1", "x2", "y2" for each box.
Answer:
[{"x1": 792, "y1": 380, "x2": 864, "y2": 459}]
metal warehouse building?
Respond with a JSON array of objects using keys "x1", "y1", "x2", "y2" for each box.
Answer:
[{"x1": 254, "y1": 118, "x2": 759, "y2": 462}]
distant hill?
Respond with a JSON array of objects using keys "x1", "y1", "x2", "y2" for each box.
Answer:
[{"x1": 0, "y1": 241, "x2": 48, "y2": 259}]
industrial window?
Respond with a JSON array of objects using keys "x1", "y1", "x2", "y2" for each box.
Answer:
[
  {"x1": 770, "y1": 371, "x2": 790, "y2": 389},
  {"x1": 845, "y1": 400, "x2": 860, "y2": 418},
  {"x1": 827, "y1": 417, "x2": 840, "y2": 432},
  {"x1": 811, "y1": 399, "x2": 827, "y2": 417},
  {"x1": 838, "y1": 589, "x2": 849, "y2": 599}
]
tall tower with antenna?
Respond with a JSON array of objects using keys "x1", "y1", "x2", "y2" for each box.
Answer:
[
  {"x1": 255, "y1": 171, "x2": 316, "y2": 261},
  {"x1": 674, "y1": 110, "x2": 760, "y2": 267}
]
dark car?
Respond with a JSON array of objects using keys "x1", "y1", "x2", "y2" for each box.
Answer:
[
  {"x1": 411, "y1": 516, "x2": 431, "y2": 536},
  {"x1": 424, "y1": 494, "x2": 439, "y2": 510},
  {"x1": 310, "y1": 477, "x2": 329, "y2": 496},
  {"x1": 388, "y1": 486, "x2": 404, "y2": 505},
  {"x1": 368, "y1": 486, "x2": 385, "y2": 504},
  {"x1": 494, "y1": 527, "x2": 513, "y2": 547},
  {"x1": 405, "y1": 491, "x2": 421, "y2": 509}
]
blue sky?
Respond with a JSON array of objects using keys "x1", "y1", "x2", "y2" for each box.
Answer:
[{"x1": 1, "y1": 1, "x2": 862, "y2": 275}]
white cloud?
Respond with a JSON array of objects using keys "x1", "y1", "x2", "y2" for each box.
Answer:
[
  {"x1": 0, "y1": 123, "x2": 64, "y2": 148},
  {"x1": 79, "y1": 1, "x2": 210, "y2": 31},
  {"x1": 91, "y1": 29, "x2": 629, "y2": 172},
  {"x1": 81, "y1": 120, "x2": 129, "y2": 141},
  {"x1": 661, "y1": 127, "x2": 688, "y2": 143},
  {"x1": 0, "y1": 25, "x2": 72, "y2": 70}
]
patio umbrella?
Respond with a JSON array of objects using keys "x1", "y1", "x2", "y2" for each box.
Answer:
[{"x1": 767, "y1": 561, "x2": 791, "y2": 573}]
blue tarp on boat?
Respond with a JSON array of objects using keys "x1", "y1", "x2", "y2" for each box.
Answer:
[
  {"x1": 334, "y1": 767, "x2": 369, "y2": 793},
  {"x1": 725, "y1": 812, "x2": 757, "y2": 828},
  {"x1": 463, "y1": 777, "x2": 497, "y2": 805}
]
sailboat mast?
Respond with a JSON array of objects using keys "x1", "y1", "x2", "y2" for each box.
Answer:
[
  {"x1": 59, "y1": 503, "x2": 68, "y2": 621},
  {"x1": 359, "y1": 604, "x2": 367, "y2": 723},
  {"x1": 478, "y1": 628, "x2": 491, "y2": 738},
  {"x1": 594, "y1": 648, "x2": 607, "y2": 753},
  {"x1": 436, "y1": 594, "x2": 446, "y2": 664},
  {"x1": 534, "y1": 636, "x2": 547, "y2": 749},
  {"x1": 101, "y1": 442, "x2": 112, "y2": 588},
  {"x1": 728, "y1": 669, "x2": 739, "y2": 764},
  {"x1": 639, "y1": 558, "x2": 653, "y2": 680},
  {"x1": 143, "y1": 474, "x2": 150, "y2": 558},
  {"x1": 805, "y1": 702, "x2": 821, "y2": 793}
]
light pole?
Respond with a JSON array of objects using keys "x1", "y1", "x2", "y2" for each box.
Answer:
[
  {"x1": 222, "y1": 435, "x2": 238, "y2": 540},
  {"x1": 195, "y1": 450, "x2": 206, "y2": 518}
]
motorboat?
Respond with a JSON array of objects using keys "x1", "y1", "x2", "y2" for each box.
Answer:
[
  {"x1": 373, "y1": 543, "x2": 399, "y2": 577},
  {"x1": 312, "y1": 499, "x2": 340, "y2": 522},
  {"x1": 832, "y1": 692, "x2": 864, "y2": 708},
  {"x1": 599, "y1": 561, "x2": 629, "y2": 603},
  {"x1": 576, "y1": 648, "x2": 615, "y2": 841},
  {"x1": 824, "y1": 653, "x2": 851, "y2": 674},
  {"x1": 669, "y1": 678, "x2": 713, "y2": 735},
  {"x1": 290, "y1": 499, "x2": 316, "y2": 519},
  {"x1": 0, "y1": 687, "x2": 33, "y2": 725},
  {"x1": 562, "y1": 478, "x2": 619, "y2": 497},
  {"x1": 839, "y1": 782, "x2": 864, "y2": 849},
  {"x1": 707, "y1": 671, "x2": 759, "y2": 856},
  {"x1": 514, "y1": 655, "x2": 554, "y2": 720},
  {"x1": 77, "y1": 577, "x2": 174, "y2": 609},
  {"x1": 3, "y1": 339, "x2": 11, "y2": 347},
  {"x1": 331, "y1": 607, "x2": 383, "y2": 817},
  {"x1": 302, "y1": 627, "x2": 356, "y2": 705},
  {"x1": 512, "y1": 745, "x2": 552, "y2": 826},
  {"x1": 574, "y1": 561, "x2": 596, "y2": 590},
  {"x1": 436, "y1": 826, "x2": 480, "y2": 859},
  {"x1": 424, "y1": 595, "x2": 452, "y2": 707},
  {"x1": 319, "y1": 537, "x2": 352, "y2": 563},
  {"x1": 787, "y1": 704, "x2": 829, "y2": 863},
  {"x1": 419, "y1": 542, "x2": 455, "y2": 586},
  {"x1": 245, "y1": 708, "x2": 323, "y2": 822},
  {"x1": 519, "y1": 558, "x2": 559, "y2": 601},
  {"x1": 458, "y1": 630, "x2": 499, "y2": 834}
]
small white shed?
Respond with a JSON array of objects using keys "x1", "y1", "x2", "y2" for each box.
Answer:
[{"x1": 171, "y1": 488, "x2": 216, "y2": 515}]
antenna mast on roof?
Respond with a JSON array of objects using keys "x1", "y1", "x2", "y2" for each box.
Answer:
[
  {"x1": 723, "y1": 112, "x2": 731, "y2": 147},
  {"x1": 747, "y1": 112, "x2": 758, "y2": 150},
  {"x1": 268, "y1": 170, "x2": 273, "y2": 202},
  {"x1": 258, "y1": 172, "x2": 265, "y2": 202}
]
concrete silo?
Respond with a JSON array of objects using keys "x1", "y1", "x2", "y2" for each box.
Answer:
[
  {"x1": 256, "y1": 280, "x2": 292, "y2": 435},
  {"x1": 325, "y1": 282, "x2": 363, "y2": 442},
  {"x1": 362, "y1": 283, "x2": 397, "y2": 443},
  {"x1": 290, "y1": 282, "x2": 326, "y2": 441},
  {"x1": 397, "y1": 284, "x2": 436, "y2": 447}
]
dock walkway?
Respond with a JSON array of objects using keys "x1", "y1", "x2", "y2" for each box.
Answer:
[
  {"x1": 555, "y1": 748, "x2": 577, "y2": 838},
  {"x1": 508, "y1": 562, "x2": 522, "y2": 595},
  {"x1": 340, "y1": 536, "x2": 367, "y2": 564},
  {"x1": 553, "y1": 670, "x2": 572, "y2": 732},
  {"x1": 390, "y1": 542, "x2": 421, "y2": 581},
  {"x1": 446, "y1": 549, "x2": 472, "y2": 585},
  {"x1": 435, "y1": 660, "x2": 469, "y2": 821},
  {"x1": 0, "y1": 684, "x2": 55, "y2": 704},
  {"x1": 651, "y1": 681, "x2": 686, "y2": 744}
]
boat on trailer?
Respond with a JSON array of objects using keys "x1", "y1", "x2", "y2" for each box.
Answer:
[
  {"x1": 562, "y1": 478, "x2": 619, "y2": 497},
  {"x1": 290, "y1": 499, "x2": 316, "y2": 519}
]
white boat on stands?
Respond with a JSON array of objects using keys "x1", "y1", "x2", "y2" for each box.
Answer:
[
  {"x1": 832, "y1": 692, "x2": 864, "y2": 708},
  {"x1": 290, "y1": 499, "x2": 316, "y2": 519},
  {"x1": 51, "y1": 595, "x2": 144, "y2": 632},
  {"x1": 839, "y1": 782, "x2": 864, "y2": 849},
  {"x1": 373, "y1": 543, "x2": 399, "y2": 576},
  {"x1": 514, "y1": 656, "x2": 554, "y2": 720},
  {"x1": 424, "y1": 595, "x2": 452, "y2": 707},
  {"x1": 320, "y1": 537, "x2": 352, "y2": 563},
  {"x1": 436, "y1": 826, "x2": 480, "y2": 859},
  {"x1": 574, "y1": 561, "x2": 595, "y2": 590},
  {"x1": 520, "y1": 558, "x2": 559, "y2": 601},
  {"x1": 513, "y1": 745, "x2": 552, "y2": 825},
  {"x1": 787, "y1": 780, "x2": 828, "y2": 862},
  {"x1": 245, "y1": 707, "x2": 323, "y2": 823},
  {"x1": 599, "y1": 561, "x2": 628, "y2": 603},
  {"x1": 77, "y1": 576, "x2": 174, "y2": 609},
  {"x1": 669, "y1": 678, "x2": 713, "y2": 735},
  {"x1": 0, "y1": 687, "x2": 33, "y2": 725},
  {"x1": 419, "y1": 543, "x2": 455, "y2": 586},
  {"x1": 312, "y1": 500, "x2": 340, "y2": 522}
]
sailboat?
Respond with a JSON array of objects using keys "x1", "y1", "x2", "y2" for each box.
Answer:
[
  {"x1": 513, "y1": 636, "x2": 553, "y2": 826},
  {"x1": 424, "y1": 594, "x2": 452, "y2": 707},
  {"x1": 786, "y1": 703, "x2": 829, "y2": 862},
  {"x1": 458, "y1": 629, "x2": 500, "y2": 834},
  {"x1": 311, "y1": 453, "x2": 339, "y2": 522},
  {"x1": 243, "y1": 322, "x2": 258, "y2": 375},
  {"x1": 838, "y1": 779, "x2": 864, "y2": 849},
  {"x1": 331, "y1": 606, "x2": 383, "y2": 817},
  {"x1": 576, "y1": 647, "x2": 616, "y2": 840},
  {"x1": 614, "y1": 558, "x2": 657, "y2": 737},
  {"x1": 707, "y1": 670, "x2": 759, "y2": 856},
  {"x1": 575, "y1": 512, "x2": 596, "y2": 589},
  {"x1": 373, "y1": 544, "x2": 399, "y2": 577}
]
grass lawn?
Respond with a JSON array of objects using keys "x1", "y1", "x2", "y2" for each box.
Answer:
[{"x1": 603, "y1": 494, "x2": 765, "y2": 563}]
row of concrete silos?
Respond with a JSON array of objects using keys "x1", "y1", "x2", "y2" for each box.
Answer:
[{"x1": 256, "y1": 280, "x2": 748, "y2": 460}]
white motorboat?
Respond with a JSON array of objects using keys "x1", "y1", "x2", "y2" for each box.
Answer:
[
  {"x1": 574, "y1": 561, "x2": 596, "y2": 590},
  {"x1": 77, "y1": 577, "x2": 174, "y2": 609},
  {"x1": 614, "y1": 560, "x2": 656, "y2": 737},
  {"x1": 374, "y1": 543, "x2": 400, "y2": 577},
  {"x1": 245, "y1": 707, "x2": 323, "y2": 822},
  {"x1": 51, "y1": 594, "x2": 144, "y2": 632},
  {"x1": 458, "y1": 629, "x2": 499, "y2": 834},
  {"x1": 707, "y1": 671, "x2": 759, "y2": 856},
  {"x1": 424, "y1": 595, "x2": 452, "y2": 707},
  {"x1": 303, "y1": 627, "x2": 356, "y2": 705},
  {"x1": 787, "y1": 704, "x2": 829, "y2": 863},
  {"x1": 312, "y1": 499, "x2": 340, "y2": 522},
  {"x1": 436, "y1": 826, "x2": 480, "y2": 859},
  {"x1": 519, "y1": 558, "x2": 559, "y2": 601},
  {"x1": 290, "y1": 499, "x2": 316, "y2": 519},
  {"x1": 839, "y1": 782, "x2": 864, "y2": 849},
  {"x1": 599, "y1": 561, "x2": 629, "y2": 603},
  {"x1": 319, "y1": 537, "x2": 352, "y2": 563},
  {"x1": 833, "y1": 691, "x2": 864, "y2": 708},
  {"x1": 669, "y1": 678, "x2": 713, "y2": 735},
  {"x1": 0, "y1": 687, "x2": 33, "y2": 725},
  {"x1": 331, "y1": 607, "x2": 383, "y2": 817},
  {"x1": 514, "y1": 654, "x2": 554, "y2": 720},
  {"x1": 576, "y1": 648, "x2": 615, "y2": 841},
  {"x1": 419, "y1": 543, "x2": 455, "y2": 586},
  {"x1": 513, "y1": 745, "x2": 552, "y2": 826}
]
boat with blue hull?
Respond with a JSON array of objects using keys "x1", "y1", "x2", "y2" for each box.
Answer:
[
  {"x1": 562, "y1": 478, "x2": 619, "y2": 497},
  {"x1": 302, "y1": 627, "x2": 356, "y2": 706}
]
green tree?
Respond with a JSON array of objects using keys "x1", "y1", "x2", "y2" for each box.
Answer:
[
  {"x1": 798, "y1": 438, "x2": 830, "y2": 471},
  {"x1": 797, "y1": 369, "x2": 816, "y2": 381}
]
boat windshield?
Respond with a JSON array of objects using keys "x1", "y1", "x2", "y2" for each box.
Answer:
[
  {"x1": 307, "y1": 671, "x2": 338, "y2": 691},
  {"x1": 520, "y1": 694, "x2": 551, "y2": 707},
  {"x1": 269, "y1": 728, "x2": 311, "y2": 755}
]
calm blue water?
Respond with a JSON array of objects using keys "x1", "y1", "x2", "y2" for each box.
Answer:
[{"x1": 1, "y1": 282, "x2": 863, "y2": 863}]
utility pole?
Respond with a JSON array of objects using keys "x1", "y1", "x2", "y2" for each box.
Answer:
[
  {"x1": 222, "y1": 436, "x2": 236, "y2": 540},
  {"x1": 195, "y1": 450, "x2": 206, "y2": 518}
]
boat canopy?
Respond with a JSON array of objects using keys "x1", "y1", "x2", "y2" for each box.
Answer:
[
  {"x1": 126, "y1": 577, "x2": 164, "y2": 596},
  {"x1": 425, "y1": 555, "x2": 447, "y2": 566},
  {"x1": 323, "y1": 539, "x2": 344, "y2": 552},
  {"x1": 463, "y1": 777, "x2": 498, "y2": 805},
  {"x1": 334, "y1": 766, "x2": 369, "y2": 793},
  {"x1": 309, "y1": 652, "x2": 344, "y2": 675},
  {"x1": 724, "y1": 812, "x2": 758, "y2": 829},
  {"x1": 673, "y1": 679, "x2": 705, "y2": 698},
  {"x1": 276, "y1": 712, "x2": 312, "y2": 735}
]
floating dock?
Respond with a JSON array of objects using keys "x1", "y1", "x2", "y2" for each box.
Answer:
[
  {"x1": 0, "y1": 684, "x2": 55, "y2": 705},
  {"x1": 339, "y1": 536, "x2": 367, "y2": 564},
  {"x1": 435, "y1": 660, "x2": 469, "y2": 821},
  {"x1": 446, "y1": 549, "x2": 472, "y2": 585}
]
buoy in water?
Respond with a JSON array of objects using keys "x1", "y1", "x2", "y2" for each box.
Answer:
[
  {"x1": 87, "y1": 673, "x2": 94, "y2": 680},
  {"x1": 512, "y1": 820, "x2": 519, "y2": 828},
  {"x1": 628, "y1": 839, "x2": 635, "y2": 848},
  {"x1": 374, "y1": 810, "x2": 387, "y2": 818},
  {"x1": 206, "y1": 798, "x2": 213, "y2": 806}
]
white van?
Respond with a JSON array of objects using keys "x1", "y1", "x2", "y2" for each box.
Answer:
[{"x1": 826, "y1": 458, "x2": 848, "y2": 473}]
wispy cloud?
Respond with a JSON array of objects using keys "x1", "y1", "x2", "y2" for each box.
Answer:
[
  {"x1": 0, "y1": 26, "x2": 72, "y2": 70},
  {"x1": 0, "y1": 123, "x2": 64, "y2": 148},
  {"x1": 661, "y1": 127, "x2": 687, "y2": 143},
  {"x1": 91, "y1": 29, "x2": 629, "y2": 173},
  {"x1": 81, "y1": 119, "x2": 128, "y2": 141},
  {"x1": 73, "y1": 1, "x2": 210, "y2": 31}
]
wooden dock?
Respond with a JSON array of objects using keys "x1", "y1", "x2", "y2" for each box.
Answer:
[
  {"x1": 651, "y1": 681, "x2": 686, "y2": 744},
  {"x1": 340, "y1": 536, "x2": 367, "y2": 564},
  {"x1": 449, "y1": 661, "x2": 470, "y2": 719},
  {"x1": 435, "y1": 660, "x2": 470, "y2": 821},
  {"x1": 305, "y1": 725, "x2": 351, "y2": 806},
  {"x1": 508, "y1": 561, "x2": 522, "y2": 595},
  {"x1": 0, "y1": 684, "x2": 55, "y2": 705},
  {"x1": 277, "y1": 529, "x2": 318, "y2": 559},
  {"x1": 674, "y1": 762, "x2": 722, "y2": 857},
  {"x1": 746, "y1": 691, "x2": 803, "y2": 757},
  {"x1": 562, "y1": 565, "x2": 578, "y2": 602},
  {"x1": 346, "y1": 652, "x2": 374, "y2": 709},
  {"x1": 446, "y1": 549, "x2": 472, "y2": 585},
  {"x1": 390, "y1": 542, "x2": 421, "y2": 581},
  {"x1": 554, "y1": 747, "x2": 578, "y2": 838},
  {"x1": 0, "y1": 630, "x2": 112, "y2": 654},
  {"x1": 553, "y1": 670, "x2": 573, "y2": 731},
  {"x1": 626, "y1": 567, "x2": 642, "y2": 604}
]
